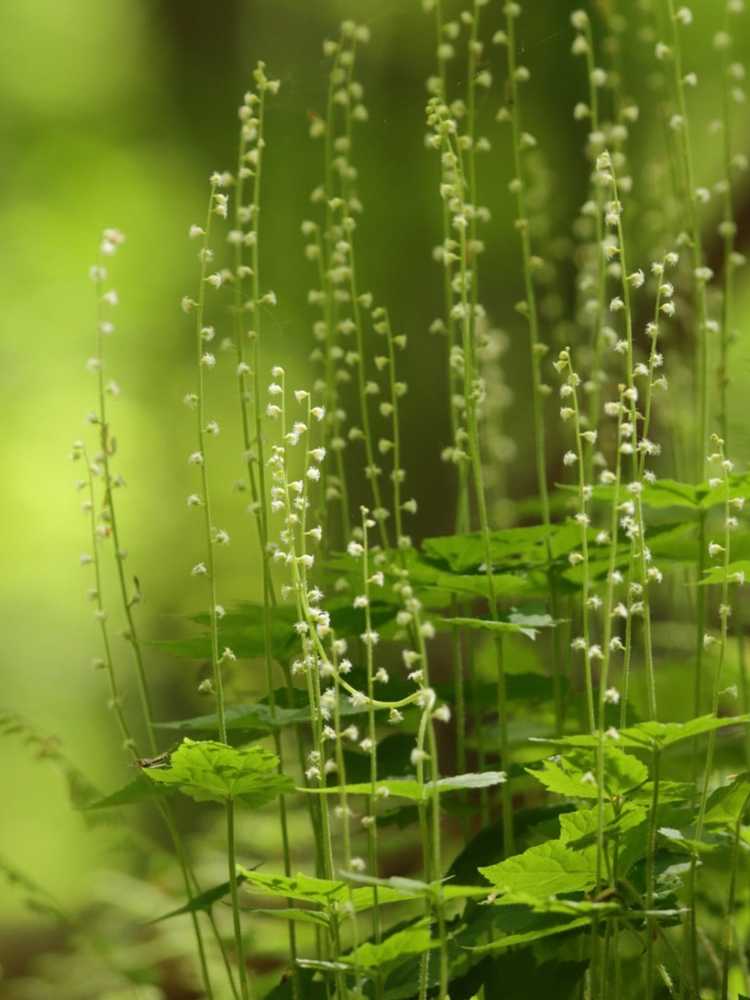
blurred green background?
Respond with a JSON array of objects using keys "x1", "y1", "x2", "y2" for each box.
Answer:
[{"x1": 2, "y1": 0, "x2": 750, "y2": 990}]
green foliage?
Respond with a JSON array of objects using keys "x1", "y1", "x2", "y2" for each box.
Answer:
[
  {"x1": 527, "y1": 747, "x2": 648, "y2": 801},
  {"x1": 479, "y1": 839, "x2": 597, "y2": 898},
  {"x1": 144, "y1": 738, "x2": 293, "y2": 806},
  {"x1": 303, "y1": 771, "x2": 506, "y2": 802}
]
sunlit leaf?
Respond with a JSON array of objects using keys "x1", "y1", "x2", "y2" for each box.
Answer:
[
  {"x1": 144, "y1": 738, "x2": 293, "y2": 806},
  {"x1": 479, "y1": 839, "x2": 597, "y2": 898},
  {"x1": 344, "y1": 920, "x2": 435, "y2": 968},
  {"x1": 527, "y1": 747, "x2": 648, "y2": 801},
  {"x1": 530, "y1": 715, "x2": 750, "y2": 752}
]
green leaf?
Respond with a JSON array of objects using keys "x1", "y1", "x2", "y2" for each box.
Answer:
[
  {"x1": 344, "y1": 921, "x2": 435, "y2": 968},
  {"x1": 156, "y1": 689, "x2": 390, "y2": 742},
  {"x1": 144, "y1": 739, "x2": 293, "y2": 806},
  {"x1": 479, "y1": 839, "x2": 597, "y2": 898},
  {"x1": 581, "y1": 479, "x2": 699, "y2": 511},
  {"x1": 469, "y1": 914, "x2": 593, "y2": 953},
  {"x1": 264, "y1": 969, "x2": 326, "y2": 1000},
  {"x1": 150, "y1": 878, "x2": 235, "y2": 922},
  {"x1": 704, "y1": 772, "x2": 750, "y2": 828},
  {"x1": 232, "y1": 869, "x2": 485, "y2": 913},
  {"x1": 251, "y1": 908, "x2": 329, "y2": 927},
  {"x1": 460, "y1": 953, "x2": 588, "y2": 1000},
  {"x1": 440, "y1": 613, "x2": 556, "y2": 640},
  {"x1": 527, "y1": 748, "x2": 648, "y2": 801},
  {"x1": 531, "y1": 714, "x2": 750, "y2": 752},
  {"x1": 301, "y1": 771, "x2": 506, "y2": 803},
  {"x1": 83, "y1": 773, "x2": 176, "y2": 810},
  {"x1": 699, "y1": 560, "x2": 750, "y2": 586}
]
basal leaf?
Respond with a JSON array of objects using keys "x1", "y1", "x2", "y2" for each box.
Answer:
[
  {"x1": 479, "y1": 839, "x2": 596, "y2": 898},
  {"x1": 145, "y1": 738, "x2": 293, "y2": 806}
]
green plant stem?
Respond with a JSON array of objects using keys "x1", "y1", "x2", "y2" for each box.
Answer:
[
  {"x1": 361, "y1": 512, "x2": 383, "y2": 1000},
  {"x1": 193, "y1": 184, "x2": 227, "y2": 744},
  {"x1": 505, "y1": 7, "x2": 562, "y2": 738},
  {"x1": 233, "y1": 79, "x2": 298, "y2": 992},
  {"x1": 645, "y1": 749, "x2": 661, "y2": 1000},
  {"x1": 721, "y1": 792, "x2": 750, "y2": 1000},
  {"x1": 688, "y1": 443, "x2": 733, "y2": 995},
  {"x1": 82, "y1": 446, "x2": 219, "y2": 998},
  {"x1": 227, "y1": 801, "x2": 252, "y2": 1000},
  {"x1": 664, "y1": 0, "x2": 710, "y2": 479},
  {"x1": 581, "y1": 18, "x2": 607, "y2": 467}
]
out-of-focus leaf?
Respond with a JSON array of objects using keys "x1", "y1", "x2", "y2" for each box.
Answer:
[
  {"x1": 301, "y1": 771, "x2": 506, "y2": 802},
  {"x1": 83, "y1": 773, "x2": 176, "y2": 810},
  {"x1": 699, "y1": 560, "x2": 750, "y2": 586},
  {"x1": 704, "y1": 772, "x2": 750, "y2": 828},
  {"x1": 440, "y1": 613, "x2": 555, "y2": 640}
]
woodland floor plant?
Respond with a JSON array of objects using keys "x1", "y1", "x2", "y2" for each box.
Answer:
[{"x1": 5, "y1": 1, "x2": 750, "y2": 999}]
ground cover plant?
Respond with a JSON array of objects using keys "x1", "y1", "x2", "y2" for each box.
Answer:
[{"x1": 4, "y1": 1, "x2": 750, "y2": 998}]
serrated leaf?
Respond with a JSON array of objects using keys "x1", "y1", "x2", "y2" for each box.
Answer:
[
  {"x1": 479, "y1": 839, "x2": 596, "y2": 898},
  {"x1": 344, "y1": 921, "x2": 435, "y2": 968},
  {"x1": 531, "y1": 714, "x2": 750, "y2": 752},
  {"x1": 144, "y1": 738, "x2": 293, "y2": 806},
  {"x1": 301, "y1": 771, "x2": 506, "y2": 803},
  {"x1": 527, "y1": 748, "x2": 648, "y2": 801}
]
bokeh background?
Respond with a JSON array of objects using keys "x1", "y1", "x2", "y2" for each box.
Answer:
[{"x1": 3, "y1": 0, "x2": 750, "y2": 993}]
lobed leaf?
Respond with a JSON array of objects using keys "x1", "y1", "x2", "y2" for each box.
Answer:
[
  {"x1": 479, "y1": 839, "x2": 597, "y2": 898},
  {"x1": 144, "y1": 738, "x2": 293, "y2": 806}
]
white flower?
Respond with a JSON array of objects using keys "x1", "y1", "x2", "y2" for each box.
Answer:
[{"x1": 563, "y1": 451, "x2": 578, "y2": 466}]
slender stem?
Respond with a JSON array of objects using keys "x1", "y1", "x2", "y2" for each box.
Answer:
[
  {"x1": 233, "y1": 74, "x2": 298, "y2": 990},
  {"x1": 645, "y1": 749, "x2": 661, "y2": 1000},
  {"x1": 227, "y1": 801, "x2": 252, "y2": 1000},
  {"x1": 191, "y1": 183, "x2": 227, "y2": 744},
  {"x1": 504, "y1": 6, "x2": 562, "y2": 737}
]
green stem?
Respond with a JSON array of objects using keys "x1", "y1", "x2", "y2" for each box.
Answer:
[
  {"x1": 645, "y1": 750, "x2": 661, "y2": 1000},
  {"x1": 227, "y1": 801, "x2": 252, "y2": 1000}
]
